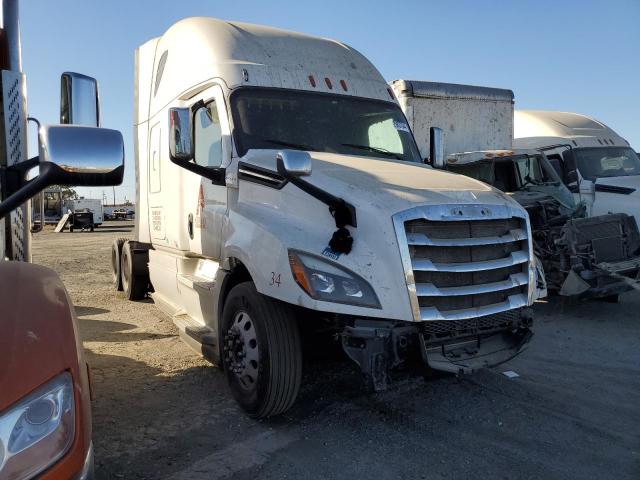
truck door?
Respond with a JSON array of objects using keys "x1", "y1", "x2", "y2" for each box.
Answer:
[{"x1": 186, "y1": 86, "x2": 231, "y2": 259}]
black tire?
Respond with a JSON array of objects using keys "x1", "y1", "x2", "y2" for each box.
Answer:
[
  {"x1": 121, "y1": 241, "x2": 148, "y2": 300},
  {"x1": 90, "y1": 225, "x2": 94, "y2": 232},
  {"x1": 69, "y1": 226, "x2": 74, "y2": 232},
  {"x1": 221, "y1": 281, "x2": 302, "y2": 418},
  {"x1": 111, "y1": 237, "x2": 127, "y2": 291}
]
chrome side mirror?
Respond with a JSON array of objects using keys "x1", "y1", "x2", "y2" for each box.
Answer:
[
  {"x1": 38, "y1": 125, "x2": 124, "y2": 179},
  {"x1": 60, "y1": 72, "x2": 100, "y2": 127},
  {"x1": 430, "y1": 127, "x2": 444, "y2": 169},
  {"x1": 0, "y1": 125, "x2": 124, "y2": 220},
  {"x1": 168, "y1": 107, "x2": 193, "y2": 161},
  {"x1": 276, "y1": 150, "x2": 312, "y2": 177},
  {"x1": 38, "y1": 125, "x2": 124, "y2": 180}
]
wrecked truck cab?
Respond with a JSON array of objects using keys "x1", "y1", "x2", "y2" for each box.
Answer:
[
  {"x1": 446, "y1": 150, "x2": 640, "y2": 298},
  {"x1": 120, "y1": 17, "x2": 538, "y2": 417}
]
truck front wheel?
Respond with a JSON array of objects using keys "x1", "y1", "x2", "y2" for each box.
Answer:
[{"x1": 221, "y1": 282, "x2": 302, "y2": 418}]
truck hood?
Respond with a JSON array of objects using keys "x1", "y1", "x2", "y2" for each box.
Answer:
[
  {"x1": 232, "y1": 150, "x2": 531, "y2": 321},
  {"x1": 594, "y1": 175, "x2": 639, "y2": 195},
  {"x1": 0, "y1": 262, "x2": 84, "y2": 411},
  {"x1": 241, "y1": 150, "x2": 520, "y2": 215}
]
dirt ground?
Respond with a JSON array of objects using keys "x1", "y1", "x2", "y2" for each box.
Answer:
[{"x1": 32, "y1": 221, "x2": 640, "y2": 479}]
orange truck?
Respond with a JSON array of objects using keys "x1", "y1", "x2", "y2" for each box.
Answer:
[{"x1": 0, "y1": 1, "x2": 124, "y2": 478}]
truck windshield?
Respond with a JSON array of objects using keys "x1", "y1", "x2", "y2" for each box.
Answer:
[
  {"x1": 449, "y1": 154, "x2": 576, "y2": 209},
  {"x1": 573, "y1": 147, "x2": 640, "y2": 180},
  {"x1": 448, "y1": 154, "x2": 559, "y2": 191},
  {"x1": 230, "y1": 88, "x2": 422, "y2": 162}
]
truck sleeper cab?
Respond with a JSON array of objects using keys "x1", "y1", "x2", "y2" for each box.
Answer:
[{"x1": 115, "y1": 17, "x2": 537, "y2": 417}]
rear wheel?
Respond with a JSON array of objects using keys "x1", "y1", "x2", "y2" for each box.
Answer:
[
  {"x1": 120, "y1": 241, "x2": 149, "y2": 300},
  {"x1": 221, "y1": 281, "x2": 302, "y2": 418},
  {"x1": 111, "y1": 237, "x2": 127, "y2": 291}
]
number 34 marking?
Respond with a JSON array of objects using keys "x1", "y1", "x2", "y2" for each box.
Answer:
[{"x1": 270, "y1": 272, "x2": 281, "y2": 287}]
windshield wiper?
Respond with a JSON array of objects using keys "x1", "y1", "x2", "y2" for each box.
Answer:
[
  {"x1": 262, "y1": 138, "x2": 317, "y2": 152},
  {"x1": 341, "y1": 143, "x2": 402, "y2": 160}
]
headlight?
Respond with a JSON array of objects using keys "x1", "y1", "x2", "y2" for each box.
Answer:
[
  {"x1": 288, "y1": 250, "x2": 381, "y2": 308},
  {"x1": 0, "y1": 372, "x2": 75, "y2": 479}
]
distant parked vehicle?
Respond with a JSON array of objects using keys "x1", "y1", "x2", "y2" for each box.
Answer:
[
  {"x1": 112, "y1": 208, "x2": 129, "y2": 220},
  {"x1": 69, "y1": 210, "x2": 95, "y2": 232}
]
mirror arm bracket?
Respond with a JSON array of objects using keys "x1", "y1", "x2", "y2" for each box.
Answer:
[
  {"x1": 1, "y1": 156, "x2": 40, "y2": 197},
  {"x1": 191, "y1": 99, "x2": 206, "y2": 114},
  {"x1": 169, "y1": 157, "x2": 226, "y2": 186},
  {"x1": 276, "y1": 159, "x2": 357, "y2": 254},
  {"x1": 276, "y1": 159, "x2": 356, "y2": 228},
  {"x1": 0, "y1": 169, "x2": 49, "y2": 220}
]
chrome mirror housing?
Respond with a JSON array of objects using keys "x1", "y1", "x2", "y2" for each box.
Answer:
[
  {"x1": 60, "y1": 72, "x2": 100, "y2": 127},
  {"x1": 168, "y1": 107, "x2": 193, "y2": 161},
  {"x1": 0, "y1": 125, "x2": 124, "y2": 221},
  {"x1": 276, "y1": 150, "x2": 312, "y2": 177},
  {"x1": 38, "y1": 125, "x2": 124, "y2": 184}
]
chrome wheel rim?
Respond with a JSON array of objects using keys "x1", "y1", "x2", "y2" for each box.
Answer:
[{"x1": 224, "y1": 311, "x2": 260, "y2": 390}]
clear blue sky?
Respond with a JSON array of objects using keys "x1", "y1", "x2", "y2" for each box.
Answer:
[{"x1": 22, "y1": 0, "x2": 640, "y2": 203}]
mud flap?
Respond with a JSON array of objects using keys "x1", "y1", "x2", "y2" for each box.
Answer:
[{"x1": 420, "y1": 328, "x2": 532, "y2": 375}]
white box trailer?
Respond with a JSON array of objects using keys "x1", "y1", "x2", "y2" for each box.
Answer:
[
  {"x1": 390, "y1": 80, "x2": 514, "y2": 160},
  {"x1": 63, "y1": 198, "x2": 104, "y2": 225},
  {"x1": 111, "y1": 18, "x2": 539, "y2": 417},
  {"x1": 514, "y1": 110, "x2": 640, "y2": 227}
]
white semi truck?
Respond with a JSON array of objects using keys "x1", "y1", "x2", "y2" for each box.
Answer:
[
  {"x1": 391, "y1": 80, "x2": 640, "y2": 299},
  {"x1": 113, "y1": 17, "x2": 540, "y2": 418},
  {"x1": 514, "y1": 111, "x2": 640, "y2": 227}
]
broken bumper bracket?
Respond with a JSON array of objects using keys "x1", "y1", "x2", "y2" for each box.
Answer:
[{"x1": 420, "y1": 327, "x2": 533, "y2": 375}]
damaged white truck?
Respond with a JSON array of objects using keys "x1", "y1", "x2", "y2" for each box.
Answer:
[
  {"x1": 390, "y1": 80, "x2": 640, "y2": 299},
  {"x1": 112, "y1": 18, "x2": 540, "y2": 417},
  {"x1": 514, "y1": 110, "x2": 640, "y2": 228}
]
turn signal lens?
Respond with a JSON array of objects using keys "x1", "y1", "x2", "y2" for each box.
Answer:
[{"x1": 289, "y1": 252, "x2": 313, "y2": 295}]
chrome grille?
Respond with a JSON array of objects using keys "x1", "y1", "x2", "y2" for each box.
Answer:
[{"x1": 393, "y1": 205, "x2": 531, "y2": 321}]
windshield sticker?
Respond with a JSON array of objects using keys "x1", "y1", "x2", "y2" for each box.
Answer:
[
  {"x1": 393, "y1": 120, "x2": 410, "y2": 133},
  {"x1": 322, "y1": 247, "x2": 341, "y2": 261}
]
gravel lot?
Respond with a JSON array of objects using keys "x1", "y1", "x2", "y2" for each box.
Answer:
[{"x1": 33, "y1": 221, "x2": 640, "y2": 479}]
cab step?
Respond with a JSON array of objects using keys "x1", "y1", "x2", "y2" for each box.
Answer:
[{"x1": 173, "y1": 314, "x2": 219, "y2": 365}]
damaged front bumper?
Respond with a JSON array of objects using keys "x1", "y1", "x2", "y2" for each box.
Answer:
[
  {"x1": 560, "y1": 257, "x2": 640, "y2": 297},
  {"x1": 557, "y1": 213, "x2": 640, "y2": 297},
  {"x1": 341, "y1": 308, "x2": 533, "y2": 391}
]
